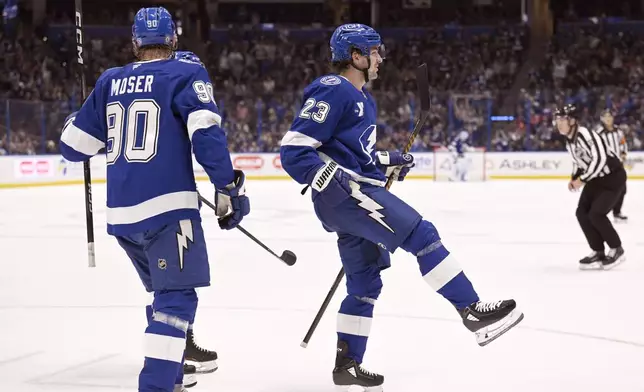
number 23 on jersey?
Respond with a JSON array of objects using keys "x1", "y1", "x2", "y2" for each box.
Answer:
[{"x1": 299, "y1": 98, "x2": 330, "y2": 123}]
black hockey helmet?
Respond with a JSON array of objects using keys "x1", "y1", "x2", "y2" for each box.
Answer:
[
  {"x1": 555, "y1": 103, "x2": 579, "y2": 119},
  {"x1": 554, "y1": 104, "x2": 578, "y2": 135},
  {"x1": 600, "y1": 108, "x2": 615, "y2": 121}
]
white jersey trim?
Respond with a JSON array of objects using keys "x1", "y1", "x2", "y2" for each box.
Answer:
[
  {"x1": 106, "y1": 191, "x2": 199, "y2": 226},
  {"x1": 281, "y1": 130, "x2": 322, "y2": 149},
  {"x1": 60, "y1": 121, "x2": 106, "y2": 156},
  {"x1": 187, "y1": 109, "x2": 222, "y2": 140}
]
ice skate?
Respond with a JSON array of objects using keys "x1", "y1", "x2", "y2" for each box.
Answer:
[
  {"x1": 173, "y1": 385, "x2": 189, "y2": 392},
  {"x1": 579, "y1": 251, "x2": 604, "y2": 270},
  {"x1": 182, "y1": 363, "x2": 198, "y2": 388},
  {"x1": 613, "y1": 213, "x2": 628, "y2": 223},
  {"x1": 185, "y1": 329, "x2": 218, "y2": 373},
  {"x1": 602, "y1": 247, "x2": 626, "y2": 270},
  {"x1": 461, "y1": 300, "x2": 523, "y2": 346},
  {"x1": 332, "y1": 341, "x2": 383, "y2": 392}
]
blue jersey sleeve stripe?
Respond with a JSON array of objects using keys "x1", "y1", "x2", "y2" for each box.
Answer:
[
  {"x1": 281, "y1": 131, "x2": 322, "y2": 148},
  {"x1": 106, "y1": 191, "x2": 199, "y2": 225},
  {"x1": 60, "y1": 121, "x2": 105, "y2": 156},
  {"x1": 187, "y1": 110, "x2": 222, "y2": 140}
]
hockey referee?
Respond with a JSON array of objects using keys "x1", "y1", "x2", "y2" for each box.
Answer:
[
  {"x1": 554, "y1": 104, "x2": 626, "y2": 270},
  {"x1": 596, "y1": 109, "x2": 628, "y2": 223}
]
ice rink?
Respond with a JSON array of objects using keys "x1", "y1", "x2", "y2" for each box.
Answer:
[{"x1": 1, "y1": 179, "x2": 642, "y2": 392}]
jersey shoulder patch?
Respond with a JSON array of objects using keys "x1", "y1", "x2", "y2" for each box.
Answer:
[{"x1": 319, "y1": 75, "x2": 342, "y2": 86}]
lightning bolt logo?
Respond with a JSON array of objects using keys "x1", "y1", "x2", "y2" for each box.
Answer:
[
  {"x1": 349, "y1": 182, "x2": 394, "y2": 233},
  {"x1": 176, "y1": 220, "x2": 194, "y2": 271}
]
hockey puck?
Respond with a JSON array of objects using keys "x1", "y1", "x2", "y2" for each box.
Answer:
[{"x1": 280, "y1": 250, "x2": 297, "y2": 266}]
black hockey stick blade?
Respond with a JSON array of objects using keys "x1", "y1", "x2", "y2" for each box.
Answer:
[
  {"x1": 235, "y1": 225, "x2": 297, "y2": 266},
  {"x1": 197, "y1": 194, "x2": 296, "y2": 266},
  {"x1": 416, "y1": 63, "x2": 430, "y2": 113}
]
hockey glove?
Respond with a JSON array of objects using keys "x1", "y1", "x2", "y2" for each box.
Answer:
[
  {"x1": 376, "y1": 151, "x2": 415, "y2": 181},
  {"x1": 214, "y1": 170, "x2": 250, "y2": 230},
  {"x1": 307, "y1": 161, "x2": 353, "y2": 206}
]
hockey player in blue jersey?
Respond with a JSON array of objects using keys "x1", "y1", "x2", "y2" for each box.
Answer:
[
  {"x1": 59, "y1": 7, "x2": 250, "y2": 392},
  {"x1": 280, "y1": 23, "x2": 523, "y2": 391},
  {"x1": 449, "y1": 130, "x2": 473, "y2": 181},
  {"x1": 170, "y1": 49, "x2": 222, "y2": 376}
]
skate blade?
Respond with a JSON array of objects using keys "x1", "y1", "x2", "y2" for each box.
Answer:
[
  {"x1": 183, "y1": 374, "x2": 197, "y2": 388},
  {"x1": 476, "y1": 309, "x2": 524, "y2": 347},
  {"x1": 185, "y1": 359, "x2": 218, "y2": 374},
  {"x1": 335, "y1": 385, "x2": 383, "y2": 392},
  {"x1": 579, "y1": 262, "x2": 602, "y2": 271},
  {"x1": 603, "y1": 255, "x2": 626, "y2": 271}
]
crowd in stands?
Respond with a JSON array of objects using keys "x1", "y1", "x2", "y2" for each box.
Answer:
[
  {"x1": 514, "y1": 24, "x2": 644, "y2": 152},
  {"x1": 1, "y1": 6, "x2": 644, "y2": 156}
]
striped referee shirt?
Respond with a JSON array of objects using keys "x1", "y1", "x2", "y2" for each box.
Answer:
[
  {"x1": 566, "y1": 126, "x2": 622, "y2": 182},
  {"x1": 595, "y1": 124, "x2": 628, "y2": 162}
]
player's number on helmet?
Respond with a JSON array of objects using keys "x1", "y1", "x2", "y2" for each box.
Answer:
[
  {"x1": 106, "y1": 99, "x2": 161, "y2": 164},
  {"x1": 298, "y1": 98, "x2": 330, "y2": 124},
  {"x1": 193, "y1": 81, "x2": 216, "y2": 105},
  {"x1": 146, "y1": 20, "x2": 159, "y2": 28}
]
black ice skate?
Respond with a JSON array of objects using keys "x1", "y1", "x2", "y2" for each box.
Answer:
[
  {"x1": 613, "y1": 213, "x2": 628, "y2": 223},
  {"x1": 332, "y1": 340, "x2": 384, "y2": 392},
  {"x1": 184, "y1": 329, "x2": 218, "y2": 373},
  {"x1": 579, "y1": 251, "x2": 605, "y2": 270},
  {"x1": 461, "y1": 300, "x2": 523, "y2": 346},
  {"x1": 602, "y1": 247, "x2": 626, "y2": 270},
  {"x1": 181, "y1": 363, "x2": 197, "y2": 389}
]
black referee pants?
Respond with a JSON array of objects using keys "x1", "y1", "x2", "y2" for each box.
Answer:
[
  {"x1": 612, "y1": 180, "x2": 627, "y2": 215},
  {"x1": 576, "y1": 168, "x2": 626, "y2": 251}
]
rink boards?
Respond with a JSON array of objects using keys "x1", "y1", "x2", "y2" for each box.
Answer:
[{"x1": 1, "y1": 151, "x2": 644, "y2": 188}]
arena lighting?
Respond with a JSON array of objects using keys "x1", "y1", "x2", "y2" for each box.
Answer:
[{"x1": 490, "y1": 115, "x2": 515, "y2": 122}]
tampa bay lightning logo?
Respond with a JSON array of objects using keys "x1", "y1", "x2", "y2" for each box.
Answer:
[
  {"x1": 320, "y1": 76, "x2": 341, "y2": 86},
  {"x1": 359, "y1": 125, "x2": 377, "y2": 164},
  {"x1": 341, "y1": 24, "x2": 365, "y2": 32}
]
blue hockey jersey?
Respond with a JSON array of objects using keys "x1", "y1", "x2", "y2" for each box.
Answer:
[
  {"x1": 448, "y1": 134, "x2": 470, "y2": 158},
  {"x1": 280, "y1": 75, "x2": 386, "y2": 187},
  {"x1": 60, "y1": 57, "x2": 234, "y2": 236}
]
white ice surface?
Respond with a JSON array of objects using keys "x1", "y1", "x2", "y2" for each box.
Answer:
[{"x1": 0, "y1": 180, "x2": 642, "y2": 391}]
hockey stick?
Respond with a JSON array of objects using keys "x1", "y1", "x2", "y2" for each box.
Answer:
[
  {"x1": 75, "y1": 0, "x2": 96, "y2": 268},
  {"x1": 300, "y1": 63, "x2": 430, "y2": 348},
  {"x1": 197, "y1": 194, "x2": 297, "y2": 266}
]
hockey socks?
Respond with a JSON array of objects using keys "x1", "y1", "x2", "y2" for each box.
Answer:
[
  {"x1": 140, "y1": 290, "x2": 197, "y2": 392},
  {"x1": 337, "y1": 294, "x2": 374, "y2": 364},
  {"x1": 401, "y1": 220, "x2": 479, "y2": 309},
  {"x1": 335, "y1": 237, "x2": 384, "y2": 364},
  {"x1": 145, "y1": 302, "x2": 188, "y2": 386}
]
